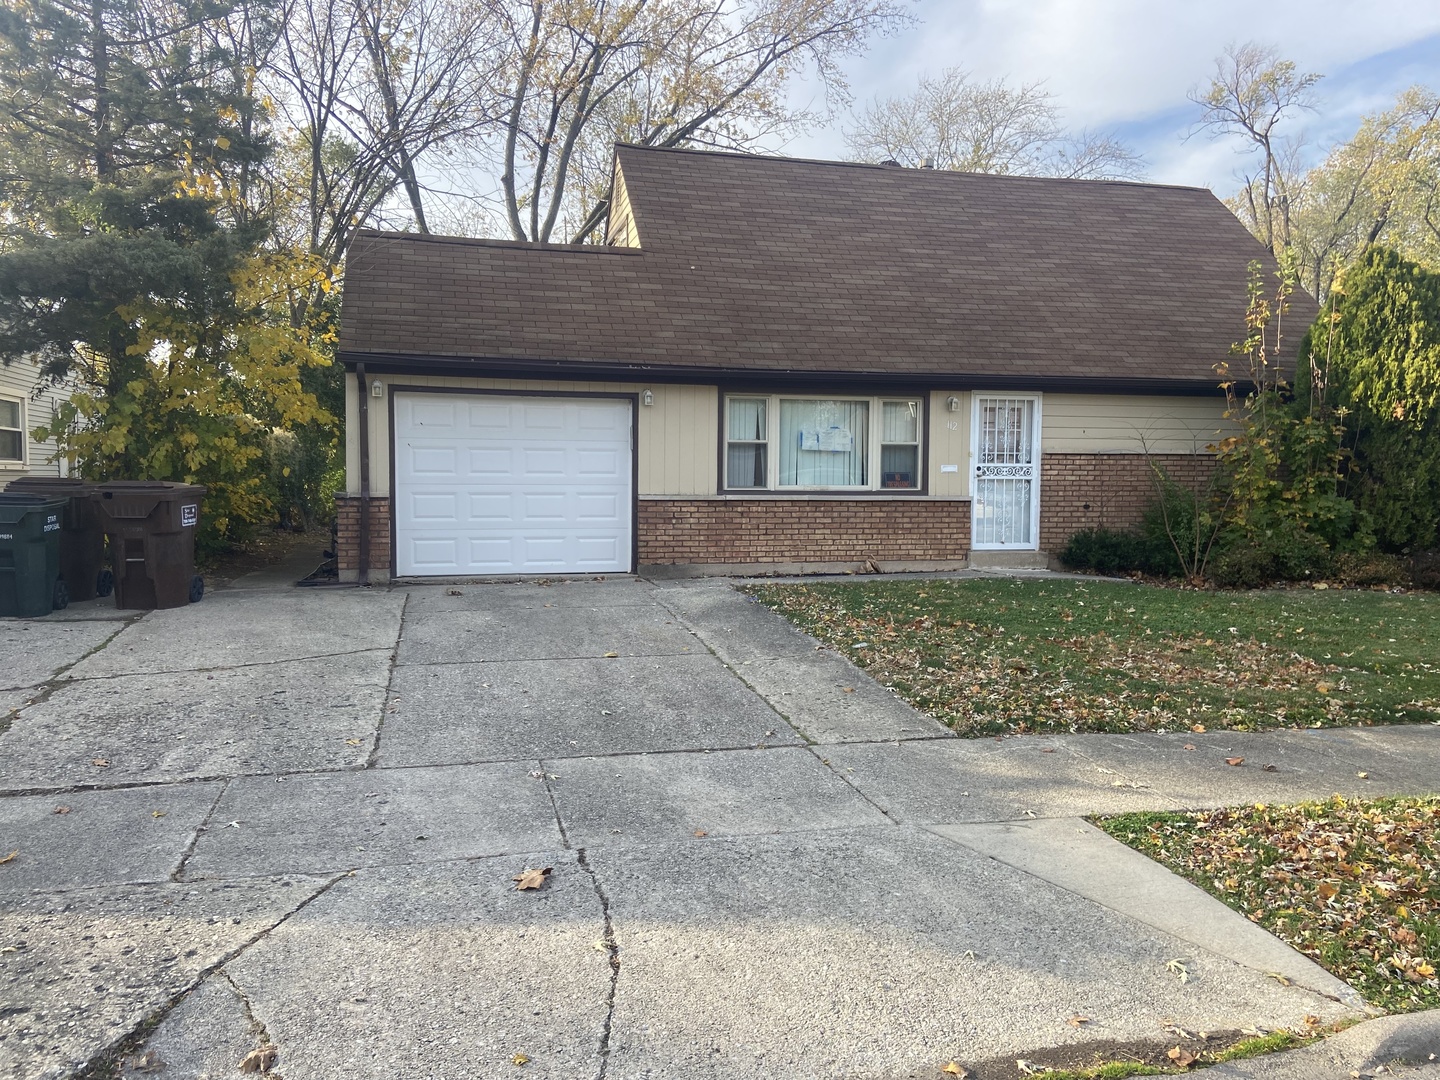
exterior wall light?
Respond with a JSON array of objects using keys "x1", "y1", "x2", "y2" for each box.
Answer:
[
  {"x1": 946, "y1": 395, "x2": 960, "y2": 412},
  {"x1": 641, "y1": 389, "x2": 654, "y2": 406},
  {"x1": 371, "y1": 379, "x2": 384, "y2": 398}
]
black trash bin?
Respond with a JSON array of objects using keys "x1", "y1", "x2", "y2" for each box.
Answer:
[
  {"x1": 4, "y1": 477, "x2": 112, "y2": 602},
  {"x1": 0, "y1": 494, "x2": 69, "y2": 617},
  {"x1": 93, "y1": 482, "x2": 206, "y2": 610}
]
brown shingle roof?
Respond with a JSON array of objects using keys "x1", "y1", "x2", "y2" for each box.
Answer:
[{"x1": 339, "y1": 145, "x2": 1317, "y2": 389}]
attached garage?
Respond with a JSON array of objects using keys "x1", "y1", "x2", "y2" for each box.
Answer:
[{"x1": 392, "y1": 391, "x2": 634, "y2": 576}]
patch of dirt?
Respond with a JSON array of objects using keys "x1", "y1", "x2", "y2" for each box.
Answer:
[
  {"x1": 957, "y1": 1029, "x2": 1249, "y2": 1078},
  {"x1": 199, "y1": 527, "x2": 329, "y2": 587}
]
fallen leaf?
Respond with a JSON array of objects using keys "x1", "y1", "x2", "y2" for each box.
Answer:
[
  {"x1": 1040, "y1": 747, "x2": 1056, "y2": 754},
  {"x1": 842, "y1": 687, "x2": 856, "y2": 694},
  {"x1": 693, "y1": 829, "x2": 708, "y2": 838},
  {"x1": 1316, "y1": 683, "x2": 1331, "y2": 694},
  {"x1": 1016, "y1": 1060, "x2": 1042, "y2": 1076},
  {"x1": 152, "y1": 810, "x2": 166, "y2": 818},
  {"x1": 1261, "y1": 763, "x2": 1277, "y2": 772},
  {"x1": 512, "y1": 1052, "x2": 530, "y2": 1066},
  {"x1": 92, "y1": 758, "x2": 110, "y2": 767},
  {"x1": 238, "y1": 1045, "x2": 278, "y2": 1073},
  {"x1": 130, "y1": 1049, "x2": 164, "y2": 1073},
  {"x1": 344, "y1": 738, "x2": 363, "y2": 745},
  {"x1": 1225, "y1": 757, "x2": 1245, "y2": 767},
  {"x1": 53, "y1": 806, "x2": 71, "y2": 815},
  {"x1": 940, "y1": 1063, "x2": 970, "y2": 1077},
  {"x1": 1167, "y1": 1045, "x2": 1197, "y2": 1068},
  {"x1": 1183, "y1": 743, "x2": 1196, "y2": 751},
  {"x1": 1166, "y1": 958, "x2": 1192, "y2": 983},
  {"x1": 513, "y1": 866, "x2": 553, "y2": 891},
  {"x1": 1303, "y1": 1014, "x2": 1321, "y2": 1027},
  {"x1": 1317, "y1": 882, "x2": 1339, "y2": 901},
  {"x1": 0, "y1": 851, "x2": 16, "y2": 865},
  {"x1": 602, "y1": 651, "x2": 619, "y2": 658},
  {"x1": 1265, "y1": 971, "x2": 1292, "y2": 986},
  {"x1": 1191, "y1": 724, "x2": 1206, "y2": 733},
  {"x1": 1357, "y1": 771, "x2": 1369, "y2": 779},
  {"x1": 446, "y1": 588, "x2": 463, "y2": 596},
  {"x1": 1067, "y1": 1015, "x2": 1091, "y2": 1027}
]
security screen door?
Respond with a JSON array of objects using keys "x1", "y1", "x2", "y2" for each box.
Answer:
[{"x1": 972, "y1": 396, "x2": 1040, "y2": 548}]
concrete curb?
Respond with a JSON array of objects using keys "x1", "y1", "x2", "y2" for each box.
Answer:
[{"x1": 1204, "y1": 1010, "x2": 1440, "y2": 1077}]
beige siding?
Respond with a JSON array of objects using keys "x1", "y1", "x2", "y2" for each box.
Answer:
[
  {"x1": 0, "y1": 359, "x2": 67, "y2": 485},
  {"x1": 346, "y1": 374, "x2": 717, "y2": 498},
  {"x1": 926, "y1": 390, "x2": 970, "y2": 497},
  {"x1": 605, "y1": 162, "x2": 641, "y2": 248},
  {"x1": 1041, "y1": 393, "x2": 1233, "y2": 455}
]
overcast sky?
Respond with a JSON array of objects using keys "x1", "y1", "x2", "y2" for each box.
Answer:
[{"x1": 781, "y1": 0, "x2": 1440, "y2": 192}]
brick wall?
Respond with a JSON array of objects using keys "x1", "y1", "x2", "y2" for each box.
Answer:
[
  {"x1": 1038, "y1": 453, "x2": 1215, "y2": 553},
  {"x1": 334, "y1": 495, "x2": 392, "y2": 572},
  {"x1": 638, "y1": 498, "x2": 971, "y2": 565}
]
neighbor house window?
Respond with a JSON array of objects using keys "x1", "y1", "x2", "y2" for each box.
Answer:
[
  {"x1": 0, "y1": 398, "x2": 22, "y2": 464},
  {"x1": 723, "y1": 395, "x2": 923, "y2": 491}
]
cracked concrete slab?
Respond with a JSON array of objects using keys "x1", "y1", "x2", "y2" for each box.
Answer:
[
  {"x1": 114, "y1": 973, "x2": 261, "y2": 1080},
  {"x1": 589, "y1": 827, "x2": 1357, "y2": 1080},
  {"x1": 0, "y1": 685, "x2": 39, "y2": 728},
  {"x1": 926, "y1": 818, "x2": 1366, "y2": 1010},
  {"x1": 547, "y1": 746, "x2": 892, "y2": 848},
  {"x1": 380, "y1": 653, "x2": 797, "y2": 767},
  {"x1": 65, "y1": 589, "x2": 406, "y2": 678},
  {"x1": 0, "y1": 782, "x2": 223, "y2": 892},
  {"x1": 397, "y1": 604, "x2": 701, "y2": 665},
  {"x1": 221, "y1": 855, "x2": 609, "y2": 1079},
  {"x1": 653, "y1": 583, "x2": 832, "y2": 665},
  {"x1": 0, "y1": 620, "x2": 124, "y2": 691},
  {"x1": 0, "y1": 651, "x2": 392, "y2": 790},
  {"x1": 1067, "y1": 729, "x2": 1435, "y2": 807},
  {"x1": 730, "y1": 652, "x2": 949, "y2": 743},
  {"x1": 0, "y1": 874, "x2": 335, "y2": 1080},
  {"x1": 818, "y1": 736, "x2": 1185, "y2": 822},
  {"x1": 405, "y1": 577, "x2": 662, "y2": 614},
  {"x1": 183, "y1": 762, "x2": 563, "y2": 879}
]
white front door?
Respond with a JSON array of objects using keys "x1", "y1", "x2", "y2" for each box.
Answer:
[
  {"x1": 393, "y1": 392, "x2": 633, "y2": 576},
  {"x1": 972, "y1": 395, "x2": 1041, "y2": 549}
]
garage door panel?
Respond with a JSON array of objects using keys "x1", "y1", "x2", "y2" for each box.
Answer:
[{"x1": 395, "y1": 394, "x2": 633, "y2": 576}]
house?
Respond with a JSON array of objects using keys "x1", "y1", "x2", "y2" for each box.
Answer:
[
  {"x1": 335, "y1": 145, "x2": 1316, "y2": 580},
  {"x1": 0, "y1": 359, "x2": 68, "y2": 487}
]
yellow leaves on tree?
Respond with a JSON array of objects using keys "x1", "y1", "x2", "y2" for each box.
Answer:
[{"x1": 37, "y1": 250, "x2": 337, "y2": 546}]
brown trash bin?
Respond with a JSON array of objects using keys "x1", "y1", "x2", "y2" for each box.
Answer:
[
  {"x1": 93, "y1": 481, "x2": 207, "y2": 610},
  {"x1": 4, "y1": 477, "x2": 112, "y2": 602}
]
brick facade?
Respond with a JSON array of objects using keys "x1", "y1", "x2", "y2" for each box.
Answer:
[
  {"x1": 1038, "y1": 453, "x2": 1216, "y2": 554},
  {"x1": 334, "y1": 495, "x2": 392, "y2": 573},
  {"x1": 638, "y1": 498, "x2": 971, "y2": 566}
]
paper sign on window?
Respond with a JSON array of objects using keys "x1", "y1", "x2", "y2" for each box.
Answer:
[{"x1": 799, "y1": 426, "x2": 854, "y2": 452}]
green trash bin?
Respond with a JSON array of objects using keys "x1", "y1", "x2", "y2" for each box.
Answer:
[
  {"x1": 0, "y1": 494, "x2": 69, "y2": 617},
  {"x1": 93, "y1": 481, "x2": 206, "y2": 610},
  {"x1": 4, "y1": 477, "x2": 112, "y2": 602}
]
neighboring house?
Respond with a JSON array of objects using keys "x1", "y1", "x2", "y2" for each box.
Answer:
[
  {"x1": 0, "y1": 359, "x2": 68, "y2": 487},
  {"x1": 335, "y1": 145, "x2": 1317, "y2": 580}
]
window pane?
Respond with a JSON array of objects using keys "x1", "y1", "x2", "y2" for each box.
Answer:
[
  {"x1": 726, "y1": 443, "x2": 767, "y2": 488},
  {"x1": 881, "y1": 444, "x2": 918, "y2": 488},
  {"x1": 881, "y1": 400, "x2": 918, "y2": 443},
  {"x1": 778, "y1": 399, "x2": 868, "y2": 486},
  {"x1": 727, "y1": 397, "x2": 766, "y2": 441},
  {"x1": 0, "y1": 429, "x2": 21, "y2": 461},
  {"x1": 0, "y1": 400, "x2": 18, "y2": 429}
]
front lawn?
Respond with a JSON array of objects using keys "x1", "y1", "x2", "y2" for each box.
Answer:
[
  {"x1": 1101, "y1": 797, "x2": 1440, "y2": 1013},
  {"x1": 750, "y1": 578, "x2": 1440, "y2": 736}
]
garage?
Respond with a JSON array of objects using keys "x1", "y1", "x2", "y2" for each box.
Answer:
[{"x1": 392, "y1": 392, "x2": 634, "y2": 576}]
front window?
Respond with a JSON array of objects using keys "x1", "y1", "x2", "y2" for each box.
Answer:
[
  {"x1": 0, "y1": 398, "x2": 22, "y2": 463},
  {"x1": 723, "y1": 395, "x2": 923, "y2": 491}
]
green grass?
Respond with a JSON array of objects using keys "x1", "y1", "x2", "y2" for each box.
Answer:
[
  {"x1": 750, "y1": 578, "x2": 1440, "y2": 736},
  {"x1": 1101, "y1": 798, "x2": 1440, "y2": 1013}
]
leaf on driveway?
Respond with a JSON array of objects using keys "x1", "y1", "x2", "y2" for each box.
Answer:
[
  {"x1": 1066, "y1": 1015, "x2": 1091, "y2": 1027},
  {"x1": 344, "y1": 738, "x2": 363, "y2": 746},
  {"x1": 238, "y1": 1045, "x2": 278, "y2": 1073},
  {"x1": 0, "y1": 851, "x2": 16, "y2": 865},
  {"x1": 940, "y1": 1062, "x2": 969, "y2": 1077},
  {"x1": 92, "y1": 758, "x2": 110, "y2": 767},
  {"x1": 152, "y1": 810, "x2": 166, "y2": 819},
  {"x1": 1262, "y1": 763, "x2": 1277, "y2": 772},
  {"x1": 511, "y1": 1052, "x2": 530, "y2": 1066},
  {"x1": 1225, "y1": 757, "x2": 1245, "y2": 767},
  {"x1": 693, "y1": 829, "x2": 708, "y2": 838},
  {"x1": 1265, "y1": 971, "x2": 1291, "y2": 986},
  {"x1": 1166, "y1": 958, "x2": 1192, "y2": 982},
  {"x1": 53, "y1": 805, "x2": 71, "y2": 815},
  {"x1": 513, "y1": 866, "x2": 553, "y2": 891},
  {"x1": 603, "y1": 651, "x2": 619, "y2": 658},
  {"x1": 130, "y1": 1049, "x2": 164, "y2": 1073}
]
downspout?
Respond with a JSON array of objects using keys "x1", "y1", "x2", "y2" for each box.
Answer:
[{"x1": 356, "y1": 363, "x2": 371, "y2": 584}]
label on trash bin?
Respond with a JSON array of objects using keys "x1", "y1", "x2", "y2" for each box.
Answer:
[
  {"x1": 0, "y1": 533, "x2": 11, "y2": 541},
  {"x1": 181, "y1": 504, "x2": 198, "y2": 527},
  {"x1": 44, "y1": 514, "x2": 60, "y2": 532}
]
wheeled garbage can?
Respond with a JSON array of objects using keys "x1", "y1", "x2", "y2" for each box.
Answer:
[
  {"x1": 93, "y1": 481, "x2": 206, "y2": 610},
  {"x1": 4, "y1": 477, "x2": 112, "y2": 602},
  {"x1": 0, "y1": 494, "x2": 69, "y2": 616}
]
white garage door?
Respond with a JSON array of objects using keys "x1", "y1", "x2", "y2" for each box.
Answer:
[{"x1": 393, "y1": 393, "x2": 633, "y2": 576}]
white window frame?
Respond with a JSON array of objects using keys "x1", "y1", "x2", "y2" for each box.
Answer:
[
  {"x1": 722, "y1": 393, "x2": 925, "y2": 492},
  {"x1": 0, "y1": 394, "x2": 25, "y2": 467}
]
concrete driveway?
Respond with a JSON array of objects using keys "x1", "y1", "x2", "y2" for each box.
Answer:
[{"x1": 2, "y1": 575, "x2": 1438, "y2": 1079}]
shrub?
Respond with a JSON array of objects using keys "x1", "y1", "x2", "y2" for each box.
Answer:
[
  {"x1": 1209, "y1": 526, "x2": 1333, "y2": 588},
  {"x1": 1060, "y1": 528, "x2": 1144, "y2": 574}
]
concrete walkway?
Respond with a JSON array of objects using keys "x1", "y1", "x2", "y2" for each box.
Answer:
[{"x1": 0, "y1": 576, "x2": 1436, "y2": 1079}]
